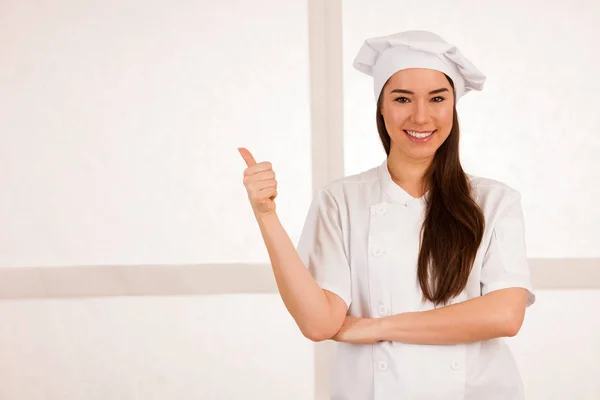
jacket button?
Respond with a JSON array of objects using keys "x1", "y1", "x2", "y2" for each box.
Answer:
[
  {"x1": 371, "y1": 247, "x2": 385, "y2": 257},
  {"x1": 451, "y1": 360, "x2": 461, "y2": 371},
  {"x1": 378, "y1": 304, "x2": 389, "y2": 315},
  {"x1": 377, "y1": 361, "x2": 388, "y2": 372}
]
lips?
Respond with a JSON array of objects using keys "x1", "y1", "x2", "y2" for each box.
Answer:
[{"x1": 404, "y1": 129, "x2": 436, "y2": 142}]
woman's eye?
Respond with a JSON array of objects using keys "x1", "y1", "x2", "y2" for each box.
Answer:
[{"x1": 394, "y1": 96, "x2": 445, "y2": 103}]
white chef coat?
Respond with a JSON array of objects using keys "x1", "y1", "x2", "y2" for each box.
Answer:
[{"x1": 296, "y1": 160, "x2": 536, "y2": 400}]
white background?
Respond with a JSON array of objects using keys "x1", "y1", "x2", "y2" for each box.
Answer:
[
  {"x1": 0, "y1": 0, "x2": 312, "y2": 267},
  {"x1": 0, "y1": 0, "x2": 598, "y2": 399}
]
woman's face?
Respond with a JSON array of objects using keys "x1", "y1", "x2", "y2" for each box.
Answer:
[{"x1": 380, "y1": 68, "x2": 455, "y2": 161}]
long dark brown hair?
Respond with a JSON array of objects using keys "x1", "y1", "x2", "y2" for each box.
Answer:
[{"x1": 376, "y1": 75, "x2": 485, "y2": 306}]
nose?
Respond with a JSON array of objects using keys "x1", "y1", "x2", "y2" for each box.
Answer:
[{"x1": 411, "y1": 101, "x2": 429, "y2": 125}]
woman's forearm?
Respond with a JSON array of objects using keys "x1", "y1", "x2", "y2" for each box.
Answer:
[
  {"x1": 374, "y1": 288, "x2": 528, "y2": 345},
  {"x1": 255, "y1": 211, "x2": 345, "y2": 341}
]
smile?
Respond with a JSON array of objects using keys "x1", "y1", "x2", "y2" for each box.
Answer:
[{"x1": 404, "y1": 130, "x2": 436, "y2": 142}]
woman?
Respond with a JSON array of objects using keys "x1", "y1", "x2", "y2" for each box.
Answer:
[{"x1": 238, "y1": 30, "x2": 535, "y2": 400}]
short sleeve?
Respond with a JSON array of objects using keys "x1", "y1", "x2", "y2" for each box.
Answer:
[
  {"x1": 296, "y1": 188, "x2": 352, "y2": 309},
  {"x1": 480, "y1": 191, "x2": 536, "y2": 307}
]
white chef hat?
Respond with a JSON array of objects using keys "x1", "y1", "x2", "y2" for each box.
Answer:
[{"x1": 353, "y1": 30, "x2": 486, "y2": 101}]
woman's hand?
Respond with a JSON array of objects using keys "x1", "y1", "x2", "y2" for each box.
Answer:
[
  {"x1": 238, "y1": 147, "x2": 278, "y2": 216},
  {"x1": 332, "y1": 316, "x2": 382, "y2": 345}
]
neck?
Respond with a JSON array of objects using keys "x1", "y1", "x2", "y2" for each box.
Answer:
[{"x1": 386, "y1": 152, "x2": 433, "y2": 198}]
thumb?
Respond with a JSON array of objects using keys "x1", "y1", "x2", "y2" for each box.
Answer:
[{"x1": 238, "y1": 147, "x2": 257, "y2": 167}]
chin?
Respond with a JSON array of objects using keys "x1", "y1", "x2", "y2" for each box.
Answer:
[
  {"x1": 394, "y1": 138, "x2": 440, "y2": 156},
  {"x1": 408, "y1": 148, "x2": 438, "y2": 161}
]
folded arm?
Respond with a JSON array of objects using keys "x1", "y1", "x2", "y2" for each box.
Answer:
[{"x1": 333, "y1": 288, "x2": 528, "y2": 345}]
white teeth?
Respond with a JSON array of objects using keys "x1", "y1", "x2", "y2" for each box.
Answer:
[{"x1": 405, "y1": 130, "x2": 434, "y2": 139}]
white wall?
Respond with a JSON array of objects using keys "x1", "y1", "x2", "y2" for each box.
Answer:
[
  {"x1": 0, "y1": 295, "x2": 314, "y2": 400},
  {"x1": 0, "y1": 0, "x2": 315, "y2": 399},
  {"x1": 508, "y1": 290, "x2": 600, "y2": 399},
  {"x1": 0, "y1": 0, "x2": 313, "y2": 267}
]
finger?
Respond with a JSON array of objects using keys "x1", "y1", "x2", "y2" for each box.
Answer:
[
  {"x1": 244, "y1": 161, "x2": 272, "y2": 176},
  {"x1": 248, "y1": 187, "x2": 277, "y2": 203},
  {"x1": 262, "y1": 187, "x2": 278, "y2": 200},
  {"x1": 248, "y1": 180, "x2": 277, "y2": 192},
  {"x1": 245, "y1": 170, "x2": 275, "y2": 182},
  {"x1": 238, "y1": 147, "x2": 257, "y2": 167}
]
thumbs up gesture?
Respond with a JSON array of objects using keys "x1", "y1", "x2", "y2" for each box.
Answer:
[{"x1": 238, "y1": 147, "x2": 278, "y2": 216}]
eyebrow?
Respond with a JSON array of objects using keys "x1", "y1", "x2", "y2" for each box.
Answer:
[{"x1": 390, "y1": 88, "x2": 449, "y2": 95}]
